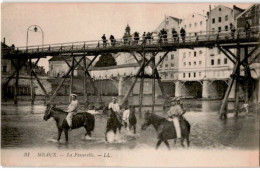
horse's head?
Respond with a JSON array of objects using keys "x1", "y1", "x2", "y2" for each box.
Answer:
[
  {"x1": 43, "y1": 103, "x2": 55, "y2": 121},
  {"x1": 141, "y1": 110, "x2": 152, "y2": 130}
]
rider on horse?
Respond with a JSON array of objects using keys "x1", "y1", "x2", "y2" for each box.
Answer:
[
  {"x1": 108, "y1": 97, "x2": 122, "y2": 123},
  {"x1": 66, "y1": 94, "x2": 79, "y2": 131},
  {"x1": 167, "y1": 97, "x2": 186, "y2": 139}
]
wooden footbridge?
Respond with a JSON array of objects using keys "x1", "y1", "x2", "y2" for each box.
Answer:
[{"x1": 2, "y1": 28, "x2": 260, "y2": 118}]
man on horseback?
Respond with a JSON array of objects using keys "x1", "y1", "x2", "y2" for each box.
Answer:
[
  {"x1": 167, "y1": 97, "x2": 186, "y2": 139},
  {"x1": 108, "y1": 97, "x2": 122, "y2": 124},
  {"x1": 66, "y1": 94, "x2": 79, "y2": 131}
]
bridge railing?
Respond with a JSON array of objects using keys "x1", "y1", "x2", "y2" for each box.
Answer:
[{"x1": 4, "y1": 26, "x2": 260, "y2": 56}]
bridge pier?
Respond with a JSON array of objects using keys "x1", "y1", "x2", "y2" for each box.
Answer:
[{"x1": 202, "y1": 80, "x2": 209, "y2": 98}]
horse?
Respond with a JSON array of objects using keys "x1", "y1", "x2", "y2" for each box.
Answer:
[
  {"x1": 104, "y1": 107, "x2": 122, "y2": 142},
  {"x1": 141, "y1": 111, "x2": 190, "y2": 150},
  {"x1": 123, "y1": 106, "x2": 137, "y2": 134},
  {"x1": 43, "y1": 104, "x2": 95, "y2": 142}
]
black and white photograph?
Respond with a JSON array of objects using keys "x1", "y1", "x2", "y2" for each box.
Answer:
[{"x1": 1, "y1": 2, "x2": 259, "y2": 167}]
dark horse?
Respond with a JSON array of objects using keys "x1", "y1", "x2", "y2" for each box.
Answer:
[
  {"x1": 43, "y1": 104, "x2": 95, "y2": 142},
  {"x1": 104, "y1": 107, "x2": 122, "y2": 142},
  {"x1": 123, "y1": 106, "x2": 137, "y2": 134},
  {"x1": 141, "y1": 111, "x2": 190, "y2": 150}
]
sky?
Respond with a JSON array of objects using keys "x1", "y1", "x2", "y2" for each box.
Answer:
[{"x1": 1, "y1": 3, "x2": 252, "y2": 71}]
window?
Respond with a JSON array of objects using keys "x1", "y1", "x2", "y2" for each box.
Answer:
[
  {"x1": 218, "y1": 17, "x2": 221, "y2": 22},
  {"x1": 194, "y1": 32, "x2": 197, "y2": 36},
  {"x1": 165, "y1": 56, "x2": 168, "y2": 61},
  {"x1": 199, "y1": 50, "x2": 203, "y2": 54},
  {"x1": 160, "y1": 64, "x2": 162, "y2": 68},
  {"x1": 224, "y1": 58, "x2": 228, "y2": 64},
  {"x1": 171, "y1": 74, "x2": 174, "y2": 78},
  {"x1": 218, "y1": 59, "x2": 221, "y2": 65},
  {"x1": 183, "y1": 73, "x2": 185, "y2": 78},
  {"x1": 166, "y1": 21, "x2": 169, "y2": 25},
  {"x1": 218, "y1": 27, "x2": 221, "y2": 32},
  {"x1": 3, "y1": 66, "x2": 7, "y2": 73},
  {"x1": 188, "y1": 73, "x2": 191, "y2": 78},
  {"x1": 225, "y1": 15, "x2": 228, "y2": 21},
  {"x1": 194, "y1": 51, "x2": 197, "y2": 57},
  {"x1": 211, "y1": 59, "x2": 214, "y2": 65},
  {"x1": 189, "y1": 62, "x2": 191, "y2": 66},
  {"x1": 194, "y1": 22, "x2": 197, "y2": 27},
  {"x1": 189, "y1": 52, "x2": 191, "y2": 57},
  {"x1": 199, "y1": 72, "x2": 201, "y2": 76},
  {"x1": 51, "y1": 65, "x2": 53, "y2": 70},
  {"x1": 194, "y1": 73, "x2": 196, "y2": 77},
  {"x1": 200, "y1": 21, "x2": 203, "y2": 25},
  {"x1": 218, "y1": 49, "x2": 221, "y2": 54},
  {"x1": 165, "y1": 64, "x2": 168, "y2": 68},
  {"x1": 184, "y1": 62, "x2": 186, "y2": 66},
  {"x1": 212, "y1": 28, "x2": 215, "y2": 33},
  {"x1": 199, "y1": 61, "x2": 202, "y2": 65},
  {"x1": 171, "y1": 54, "x2": 174, "y2": 60},
  {"x1": 225, "y1": 25, "x2": 228, "y2": 31},
  {"x1": 219, "y1": 8, "x2": 221, "y2": 11},
  {"x1": 183, "y1": 52, "x2": 186, "y2": 58},
  {"x1": 189, "y1": 24, "x2": 192, "y2": 28},
  {"x1": 212, "y1": 18, "x2": 215, "y2": 24},
  {"x1": 165, "y1": 73, "x2": 168, "y2": 77},
  {"x1": 194, "y1": 61, "x2": 196, "y2": 65},
  {"x1": 171, "y1": 63, "x2": 174, "y2": 67}
]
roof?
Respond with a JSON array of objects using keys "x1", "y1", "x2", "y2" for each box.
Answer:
[
  {"x1": 49, "y1": 56, "x2": 71, "y2": 61},
  {"x1": 233, "y1": 5, "x2": 245, "y2": 13},
  {"x1": 168, "y1": 16, "x2": 182, "y2": 23},
  {"x1": 236, "y1": 4, "x2": 258, "y2": 19},
  {"x1": 90, "y1": 63, "x2": 139, "y2": 71}
]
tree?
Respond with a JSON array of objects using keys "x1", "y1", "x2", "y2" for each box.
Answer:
[{"x1": 94, "y1": 54, "x2": 117, "y2": 67}]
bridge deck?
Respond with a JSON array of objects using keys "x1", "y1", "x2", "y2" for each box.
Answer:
[{"x1": 2, "y1": 30, "x2": 260, "y2": 59}]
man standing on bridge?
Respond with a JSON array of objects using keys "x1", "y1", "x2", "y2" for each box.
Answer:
[
  {"x1": 167, "y1": 97, "x2": 186, "y2": 139},
  {"x1": 180, "y1": 27, "x2": 186, "y2": 43},
  {"x1": 66, "y1": 94, "x2": 79, "y2": 131},
  {"x1": 101, "y1": 34, "x2": 107, "y2": 47}
]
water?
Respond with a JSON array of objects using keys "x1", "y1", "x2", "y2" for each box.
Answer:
[{"x1": 1, "y1": 96, "x2": 259, "y2": 150}]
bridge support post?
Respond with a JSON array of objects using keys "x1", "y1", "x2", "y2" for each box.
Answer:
[
  {"x1": 118, "y1": 77, "x2": 124, "y2": 96},
  {"x1": 69, "y1": 56, "x2": 75, "y2": 102},
  {"x1": 175, "y1": 81, "x2": 182, "y2": 97},
  {"x1": 235, "y1": 46, "x2": 241, "y2": 118},
  {"x1": 29, "y1": 58, "x2": 35, "y2": 104},
  {"x1": 83, "y1": 55, "x2": 88, "y2": 105},
  {"x1": 14, "y1": 60, "x2": 20, "y2": 104},
  {"x1": 202, "y1": 80, "x2": 209, "y2": 99},
  {"x1": 152, "y1": 52, "x2": 156, "y2": 114}
]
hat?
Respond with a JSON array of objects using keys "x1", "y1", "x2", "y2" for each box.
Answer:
[
  {"x1": 70, "y1": 94, "x2": 77, "y2": 97},
  {"x1": 112, "y1": 97, "x2": 117, "y2": 100},
  {"x1": 171, "y1": 97, "x2": 181, "y2": 102}
]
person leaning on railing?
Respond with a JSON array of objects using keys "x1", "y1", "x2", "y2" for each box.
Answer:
[
  {"x1": 180, "y1": 27, "x2": 186, "y2": 43},
  {"x1": 172, "y1": 28, "x2": 178, "y2": 43},
  {"x1": 230, "y1": 23, "x2": 236, "y2": 39}
]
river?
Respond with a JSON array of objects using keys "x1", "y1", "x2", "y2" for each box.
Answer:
[{"x1": 1, "y1": 96, "x2": 259, "y2": 150}]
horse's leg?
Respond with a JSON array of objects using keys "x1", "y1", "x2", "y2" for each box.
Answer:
[
  {"x1": 105, "y1": 128, "x2": 110, "y2": 142},
  {"x1": 164, "y1": 140, "x2": 170, "y2": 150},
  {"x1": 186, "y1": 136, "x2": 190, "y2": 147},
  {"x1": 84, "y1": 127, "x2": 91, "y2": 137},
  {"x1": 133, "y1": 125, "x2": 136, "y2": 134},
  {"x1": 156, "y1": 139, "x2": 162, "y2": 150},
  {"x1": 180, "y1": 138, "x2": 185, "y2": 148},
  {"x1": 57, "y1": 128, "x2": 62, "y2": 141},
  {"x1": 64, "y1": 129, "x2": 69, "y2": 142}
]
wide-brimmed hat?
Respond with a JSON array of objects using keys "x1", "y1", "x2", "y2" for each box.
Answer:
[
  {"x1": 70, "y1": 94, "x2": 77, "y2": 97},
  {"x1": 171, "y1": 97, "x2": 181, "y2": 102}
]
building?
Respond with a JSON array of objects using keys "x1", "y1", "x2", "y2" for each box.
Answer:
[
  {"x1": 154, "y1": 16, "x2": 182, "y2": 96},
  {"x1": 48, "y1": 56, "x2": 91, "y2": 77},
  {"x1": 176, "y1": 13, "x2": 208, "y2": 98}
]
